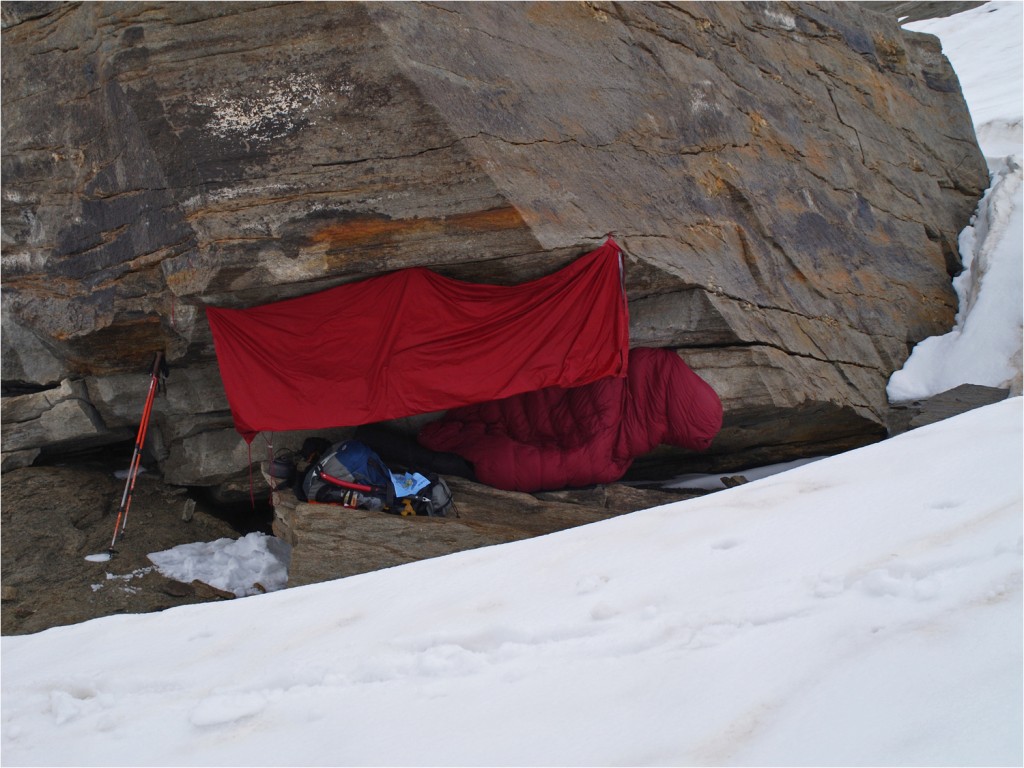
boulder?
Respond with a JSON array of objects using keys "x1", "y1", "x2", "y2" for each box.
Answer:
[
  {"x1": 1, "y1": 2, "x2": 988, "y2": 491},
  {"x1": 0, "y1": 379, "x2": 130, "y2": 469}
]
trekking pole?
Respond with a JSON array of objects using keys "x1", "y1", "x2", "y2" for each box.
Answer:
[{"x1": 108, "y1": 351, "x2": 166, "y2": 554}]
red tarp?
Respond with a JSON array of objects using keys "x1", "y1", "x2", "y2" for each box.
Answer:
[{"x1": 206, "y1": 239, "x2": 629, "y2": 442}]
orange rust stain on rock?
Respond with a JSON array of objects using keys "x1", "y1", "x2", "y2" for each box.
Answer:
[{"x1": 310, "y1": 206, "x2": 526, "y2": 250}]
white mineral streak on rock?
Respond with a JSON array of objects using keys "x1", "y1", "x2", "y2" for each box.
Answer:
[
  {"x1": 764, "y1": 8, "x2": 797, "y2": 31},
  {"x1": 198, "y1": 74, "x2": 351, "y2": 142}
]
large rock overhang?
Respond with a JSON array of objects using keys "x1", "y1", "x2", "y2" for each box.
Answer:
[{"x1": 1, "y1": 1, "x2": 988, "y2": 480}]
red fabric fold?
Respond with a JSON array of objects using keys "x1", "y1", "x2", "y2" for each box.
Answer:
[
  {"x1": 206, "y1": 239, "x2": 629, "y2": 442},
  {"x1": 417, "y1": 347, "x2": 723, "y2": 492}
]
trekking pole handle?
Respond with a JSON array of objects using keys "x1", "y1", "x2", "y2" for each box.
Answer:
[{"x1": 151, "y1": 350, "x2": 167, "y2": 377}]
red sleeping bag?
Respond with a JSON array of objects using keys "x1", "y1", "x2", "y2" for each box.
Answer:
[{"x1": 418, "y1": 347, "x2": 723, "y2": 492}]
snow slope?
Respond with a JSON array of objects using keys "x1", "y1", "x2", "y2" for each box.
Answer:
[{"x1": 2, "y1": 398, "x2": 1021, "y2": 767}]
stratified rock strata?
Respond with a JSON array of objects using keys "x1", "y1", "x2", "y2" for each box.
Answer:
[{"x1": 2, "y1": 2, "x2": 988, "y2": 487}]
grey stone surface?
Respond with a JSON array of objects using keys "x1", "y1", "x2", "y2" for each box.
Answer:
[
  {"x1": 0, "y1": 464, "x2": 240, "y2": 636},
  {"x1": 0, "y1": 379, "x2": 128, "y2": 466},
  {"x1": 887, "y1": 383, "x2": 1012, "y2": 435},
  {"x1": 1, "y1": 1, "x2": 988, "y2": 492},
  {"x1": 272, "y1": 474, "x2": 703, "y2": 587}
]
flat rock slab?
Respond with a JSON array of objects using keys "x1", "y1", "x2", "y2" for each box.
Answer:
[
  {"x1": 887, "y1": 383, "x2": 1011, "y2": 434},
  {"x1": 274, "y1": 477, "x2": 702, "y2": 587}
]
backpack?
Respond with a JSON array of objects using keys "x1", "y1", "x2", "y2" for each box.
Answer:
[
  {"x1": 298, "y1": 439, "x2": 458, "y2": 517},
  {"x1": 302, "y1": 440, "x2": 395, "y2": 510}
]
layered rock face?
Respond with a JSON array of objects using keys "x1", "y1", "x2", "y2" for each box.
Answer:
[{"x1": 1, "y1": 2, "x2": 987, "y2": 488}]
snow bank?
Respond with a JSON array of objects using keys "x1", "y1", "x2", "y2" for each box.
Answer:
[
  {"x1": 888, "y1": 2, "x2": 1024, "y2": 401},
  {"x1": 888, "y1": 156, "x2": 1023, "y2": 399},
  {"x1": 147, "y1": 532, "x2": 291, "y2": 597}
]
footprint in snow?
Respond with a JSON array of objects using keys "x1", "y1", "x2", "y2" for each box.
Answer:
[{"x1": 575, "y1": 574, "x2": 609, "y2": 594}]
